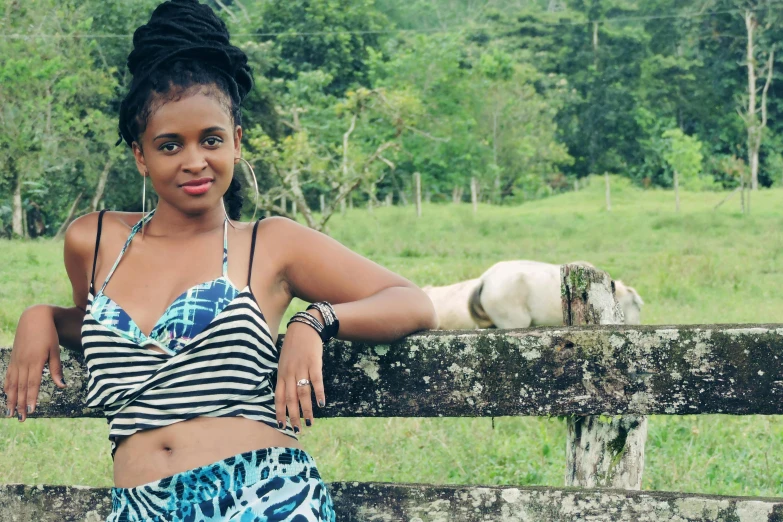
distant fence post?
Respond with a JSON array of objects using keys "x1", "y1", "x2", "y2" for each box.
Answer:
[
  {"x1": 470, "y1": 177, "x2": 478, "y2": 214},
  {"x1": 319, "y1": 194, "x2": 325, "y2": 214},
  {"x1": 414, "y1": 172, "x2": 422, "y2": 218},
  {"x1": 561, "y1": 264, "x2": 647, "y2": 490}
]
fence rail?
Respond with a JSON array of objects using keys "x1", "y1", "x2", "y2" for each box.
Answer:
[
  {"x1": 2, "y1": 324, "x2": 782, "y2": 419},
  {"x1": 2, "y1": 264, "x2": 782, "y2": 521},
  {"x1": 2, "y1": 483, "x2": 783, "y2": 522}
]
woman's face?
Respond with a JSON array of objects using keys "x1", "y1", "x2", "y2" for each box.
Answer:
[{"x1": 132, "y1": 90, "x2": 241, "y2": 216}]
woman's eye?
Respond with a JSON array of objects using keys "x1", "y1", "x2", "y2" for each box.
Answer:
[
  {"x1": 204, "y1": 137, "x2": 222, "y2": 147},
  {"x1": 160, "y1": 143, "x2": 179, "y2": 153}
]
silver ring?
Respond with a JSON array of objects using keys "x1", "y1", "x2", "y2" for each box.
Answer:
[{"x1": 296, "y1": 379, "x2": 311, "y2": 387}]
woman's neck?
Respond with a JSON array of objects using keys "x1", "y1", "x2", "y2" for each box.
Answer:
[{"x1": 143, "y1": 202, "x2": 226, "y2": 239}]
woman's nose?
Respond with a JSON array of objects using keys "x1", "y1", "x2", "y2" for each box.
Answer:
[{"x1": 181, "y1": 145, "x2": 208, "y2": 173}]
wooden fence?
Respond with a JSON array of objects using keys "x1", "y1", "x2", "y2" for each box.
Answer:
[{"x1": 2, "y1": 265, "x2": 783, "y2": 521}]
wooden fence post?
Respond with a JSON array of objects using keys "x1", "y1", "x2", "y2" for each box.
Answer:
[
  {"x1": 414, "y1": 172, "x2": 422, "y2": 218},
  {"x1": 470, "y1": 177, "x2": 478, "y2": 214},
  {"x1": 561, "y1": 264, "x2": 647, "y2": 490},
  {"x1": 320, "y1": 194, "x2": 325, "y2": 214}
]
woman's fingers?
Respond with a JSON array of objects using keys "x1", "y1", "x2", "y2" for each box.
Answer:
[
  {"x1": 276, "y1": 324, "x2": 326, "y2": 432},
  {"x1": 285, "y1": 376, "x2": 301, "y2": 433},
  {"x1": 274, "y1": 379, "x2": 287, "y2": 429},
  {"x1": 25, "y1": 369, "x2": 42, "y2": 416},
  {"x1": 309, "y1": 361, "x2": 326, "y2": 410},
  {"x1": 49, "y1": 345, "x2": 66, "y2": 389},
  {"x1": 297, "y1": 376, "x2": 314, "y2": 428},
  {"x1": 15, "y1": 367, "x2": 29, "y2": 421},
  {"x1": 3, "y1": 365, "x2": 18, "y2": 418}
]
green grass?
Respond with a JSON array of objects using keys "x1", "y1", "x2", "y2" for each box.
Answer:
[{"x1": 2, "y1": 176, "x2": 782, "y2": 497}]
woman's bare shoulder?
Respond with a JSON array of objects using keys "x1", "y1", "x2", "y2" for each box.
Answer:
[
  {"x1": 65, "y1": 211, "x2": 141, "y2": 255},
  {"x1": 253, "y1": 216, "x2": 306, "y2": 241},
  {"x1": 246, "y1": 216, "x2": 298, "y2": 279}
]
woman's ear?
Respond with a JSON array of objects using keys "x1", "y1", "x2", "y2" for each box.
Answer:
[
  {"x1": 131, "y1": 142, "x2": 148, "y2": 177},
  {"x1": 234, "y1": 126, "x2": 242, "y2": 161}
]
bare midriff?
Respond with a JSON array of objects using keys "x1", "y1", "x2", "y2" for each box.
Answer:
[{"x1": 112, "y1": 416, "x2": 303, "y2": 488}]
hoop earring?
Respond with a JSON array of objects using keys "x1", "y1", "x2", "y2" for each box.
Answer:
[
  {"x1": 238, "y1": 157, "x2": 259, "y2": 223},
  {"x1": 222, "y1": 198, "x2": 237, "y2": 229},
  {"x1": 141, "y1": 174, "x2": 147, "y2": 240}
]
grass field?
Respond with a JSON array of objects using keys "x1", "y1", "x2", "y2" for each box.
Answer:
[{"x1": 1, "y1": 176, "x2": 782, "y2": 496}]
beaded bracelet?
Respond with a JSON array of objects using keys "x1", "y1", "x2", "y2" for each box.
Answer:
[
  {"x1": 306, "y1": 302, "x2": 339, "y2": 342},
  {"x1": 287, "y1": 312, "x2": 324, "y2": 337}
]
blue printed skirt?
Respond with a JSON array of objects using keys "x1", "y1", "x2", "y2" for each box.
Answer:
[{"x1": 107, "y1": 447, "x2": 336, "y2": 522}]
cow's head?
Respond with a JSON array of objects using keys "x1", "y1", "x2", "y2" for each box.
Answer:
[{"x1": 614, "y1": 280, "x2": 644, "y2": 325}]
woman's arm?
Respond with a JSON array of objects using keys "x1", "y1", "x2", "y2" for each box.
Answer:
[
  {"x1": 52, "y1": 305, "x2": 87, "y2": 351},
  {"x1": 310, "y1": 286, "x2": 436, "y2": 343},
  {"x1": 3, "y1": 213, "x2": 95, "y2": 420},
  {"x1": 269, "y1": 217, "x2": 438, "y2": 340},
  {"x1": 260, "y1": 217, "x2": 437, "y2": 433},
  {"x1": 56, "y1": 212, "x2": 99, "y2": 350}
]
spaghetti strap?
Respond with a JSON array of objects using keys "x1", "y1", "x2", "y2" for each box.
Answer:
[
  {"x1": 90, "y1": 209, "x2": 109, "y2": 292},
  {"x1": 222, "y1": 218, "x2": 229, "y2": 277},
  {"x1": 247, "y1": 219, "x2": 262, "y2": 286},
  {"x1": 97, "y1": 211, "x2": 155, "y2": 295}
]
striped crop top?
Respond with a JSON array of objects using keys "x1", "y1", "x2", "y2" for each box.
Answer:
[{"x1": 81, "y1": 210, "x2": 297, "y2": 455}]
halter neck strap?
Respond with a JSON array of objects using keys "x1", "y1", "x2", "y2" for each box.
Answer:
[
  {"x1": 97, "y1": 209, "x2": 229, "y2": 295},
  {"x1": 97, "y1": 210, "x2": 155, "y2": 294},
  {"x1": 222, "y1": 217, "x2": 229, "y2": 277}
]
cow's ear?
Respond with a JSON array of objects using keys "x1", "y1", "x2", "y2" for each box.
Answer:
[{"x1": 629, "y1": 287, "x2": 644, "y2": 306}]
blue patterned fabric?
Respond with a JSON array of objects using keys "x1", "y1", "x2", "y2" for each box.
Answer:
[
  {"x1": 107, "y1": 447, "x2": 336, "y2": 522},
  {"x1": 90, "y1": 210, "x2": 239, "y2": 355}
]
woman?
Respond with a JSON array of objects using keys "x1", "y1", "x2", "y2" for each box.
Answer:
[{"x1": 2, "y1": 1, "x2": 437, "y2": 520}]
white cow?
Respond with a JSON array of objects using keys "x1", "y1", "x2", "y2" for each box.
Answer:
[{"x1": 423, "y1": 260, "x2": 643, "y2": 330}]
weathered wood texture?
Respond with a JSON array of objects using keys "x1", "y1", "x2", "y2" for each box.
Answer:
[
  {"x1": 561, "y1": 264, "x2": 625, "y2": 326},
  {"x1": 3, "y1": 324, "x2": 783, "y2": 418},
  {"x1": 562, "y1": 264, "x2": 647, "y2": 490},
  {"x1": 2, "y1": 483, "x2": 782, "y2": 522}
]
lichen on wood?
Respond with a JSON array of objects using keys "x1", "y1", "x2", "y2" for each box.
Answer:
[
  {"x1": 3, "y1": 323, "x2": 783, "y2": 418},
  {"x1": 561, "y1": 263, "x2": 647, "y2": 490},
  {"x1": 2, "y1": 483, "x2": 782, "y2": 521}
]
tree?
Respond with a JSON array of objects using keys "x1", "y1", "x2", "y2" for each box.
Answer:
[
  {"x1": 662, "y1": 128, "x2": 704, "y2": 212},
  {"x1": 739, "y1": 6, "x2": 775, "y2": 191},
  {"x1": 0, "y1": 1, "x2": 118, "y2": 237},
  {"x1": 254, "y1": 0, "x2": 388, "y2": 96},
  {"x1": 244, "y1": 70, "x2": 426, "y2": 232},
  {"x1": 369, "y1": 32, "x2": 571, "y2": 203}
]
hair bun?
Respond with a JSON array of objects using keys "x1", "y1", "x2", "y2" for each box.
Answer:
[{"x1": 127, "y1": 0, "x2": 252, "y2": 101}]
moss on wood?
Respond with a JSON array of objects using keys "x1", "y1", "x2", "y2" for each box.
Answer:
[{"x1": 3, "y1": 324, "x2": 783, "y2": 418}]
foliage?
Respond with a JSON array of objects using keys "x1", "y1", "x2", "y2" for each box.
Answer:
[
  {"x1": 245, "y1": 75, "x2": 425, "y2": 231},
  {"x1": 0, "y1": 0, "x2": 781, "y2": 235},
  {"x1": 4, "y1": 183, "x2": 783, "y2": 496},
  {"x1": 662, "y1": 128, "x2": 710, "y2": 191},
  {"x1": 252, "y1": 0, "x2": 388, "y2": 96},
  {"x1": 0, "y1": 1, "x2": 119, "y2": 237}
]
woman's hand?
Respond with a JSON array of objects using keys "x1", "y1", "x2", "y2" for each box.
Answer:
[
  {"x1": 275, "y1": 312, "x2": 326, "y2": 434},
  {"x1": 3, "y1": 305, "x2": 66, "y2": 421}
]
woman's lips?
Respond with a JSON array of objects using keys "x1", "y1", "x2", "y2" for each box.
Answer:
[{"x1": 180, "y1": 178, "x2": 213, "y2": 196}]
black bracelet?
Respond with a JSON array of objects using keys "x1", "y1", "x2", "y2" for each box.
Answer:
[
  {"x1": 287, "y1": 312, "x2": 324, "y2": 335},
  {"x1": 288, "y1": 316, "x2": 323, "y2": 333},
  {"x1": 306, "y1": 302, "x2": 339, "y2": 342}
]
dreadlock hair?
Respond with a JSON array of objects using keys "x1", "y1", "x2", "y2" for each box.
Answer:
[{"x1": 116, "y1": 0, "x2": 253, "y2": 219}]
